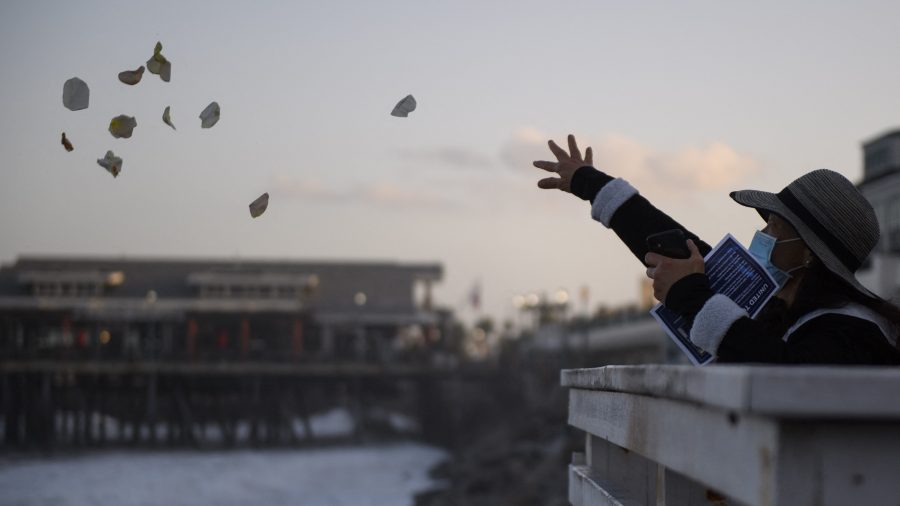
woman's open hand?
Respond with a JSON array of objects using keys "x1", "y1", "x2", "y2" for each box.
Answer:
[
  {"x1": 533, "y1": 134, "x2": 593, "y2": 193},
  {"x1": 644, "y1": 239, "x2": 705, "y2": 303}
]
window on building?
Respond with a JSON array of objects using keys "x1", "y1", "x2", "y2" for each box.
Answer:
[
  {"x1": 75, "y1": 283, "x2": 97, "y2": 296},
  {"x1": 865, "y1": 148, "x2": 889, "y2": 174},
  {"x1": 34, "y1": 283, "x2": 56, "y2": 296},
  {"x1": 889, "y1": 230, "x2": 900, "y2": 254},
  {"x1": 890, "y1": 201, "x2": 900, "y2": 234},
  {"x1": 205, "y1": 285, "x2": 225, "y2": 298},
  {"x1": 277, "y1": 286, "x2": 297, "y2": 298}
]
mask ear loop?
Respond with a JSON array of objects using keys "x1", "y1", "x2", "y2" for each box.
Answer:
[
  {"x1": 784, "y1": 248, "x2": 815, "y2": 276},
  {"x1": 777, "y1": 237, "x2": 813, "y2": 276},
  {"x1": 784, "y1": 263, "x2": 810, "y2": 275}
]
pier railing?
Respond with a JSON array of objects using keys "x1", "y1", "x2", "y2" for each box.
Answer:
[{"x1": 563, "y1": 365, "x2": 900, "y2": 506}]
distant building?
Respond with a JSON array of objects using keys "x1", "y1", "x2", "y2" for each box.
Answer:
[
  {"x1": 0, "y1": 256, "x2": 446, "y2": 362},
  {"x1": 857, "y1": 128, "x2": 900, "y2": 300}
]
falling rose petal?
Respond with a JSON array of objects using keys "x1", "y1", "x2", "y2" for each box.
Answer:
[
  {"x1": 117, "y1": 66, "x2": 145, "y2": 85},
  {"x1": 61, "y1": 132, "x2": 74, "y2": 152},
  {"x1": 146, "y1": 42, "x2": 164, "y2": 73},
  {"x1": 159, "y1": 60, "x2": 172, "y2": 82},
  {"x1": 146, "y1": 41, "x2": 171, "y2": 82},
  {"x1": 162, "y1": 106, "x2": 176, "y2": 130},
  {"x1": 390, "y1": 94, "x2": 416, "y2": 117},
  {"x1": 199, "y1": 102, "x2": 220, "y2": 128},
  {"x1": 249, "y1": 193, "x2": 269, "y2": 218},
  {"x1": 108, "y1": 115, "x2": 137, "y2": 138},
  {"x1": 97, "y1": 151, "x2": 122, "y2": 178},
  {"x1": 62, "y1": 77, "x2": 89, "y2": 111}
]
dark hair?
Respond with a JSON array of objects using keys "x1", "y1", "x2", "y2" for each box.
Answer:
[{"x1": 769, "y1": 260, "x2": 900, "y2": 349}]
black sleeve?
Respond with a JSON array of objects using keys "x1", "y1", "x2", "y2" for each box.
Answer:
[
  {"x1": 571, "y1": 166, "x2": 713, "y2": 266},
  {"x1": 664, "y1": 273, "x2": 715, "y2": 316},
  {"x1": 571, "y1": 166, "x2": 613, "y2": 200},
  {"x1": 717, "y1": 314, "x2": 900, "y2": 365}
]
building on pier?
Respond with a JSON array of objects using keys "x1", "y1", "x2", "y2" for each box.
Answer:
[
  {"x1": 857, "y1": 127, "x2": 900, "y2": 300},
  {"x1": 0, "y1": 256, "x2": 451, "y2": 363}
]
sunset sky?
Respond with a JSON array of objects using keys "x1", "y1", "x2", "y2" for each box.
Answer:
[{"x1": 1, "y1": 0, "x2": 898, "y2": 323}]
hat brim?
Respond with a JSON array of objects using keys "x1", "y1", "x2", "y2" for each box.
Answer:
[{"x1": 730, "y1": 189, "x2": 877, "y2": 299}]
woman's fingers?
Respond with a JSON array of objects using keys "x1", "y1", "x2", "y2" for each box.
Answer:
[
  {"x1": 687, "y1": 239, "x2": 702, "y2": 258},
  {"x1": 567, "y1": 134, "x2": 582, "y2": 160},
  {"x1": 548, "y1": 140, "x2": 569, "y2": 161},
  {"x1": 585, "y1": 146, "x2": 593, "y2": 166},
  {"x1": 537, "y1": 177, "x2": 561, "y2": 189},
  {"x1": 533, "y1": 160, "x2": 558, "y2": 172},
  {"x1": 645, "y1": 267, "x2": 655, "y2": 279}
]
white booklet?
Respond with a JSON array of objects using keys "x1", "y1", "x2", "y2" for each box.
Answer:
[{"x1": 650, "y1": 233, "x2": 778, "y2": 366}]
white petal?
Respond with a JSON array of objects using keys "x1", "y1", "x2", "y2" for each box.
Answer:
[
  {"x1": 97, "y1": 151, "x2": 123, "y2": 178},
  {"x1": 199, "y1": 102, "x2": 220, "y2": 128},
  {"x1": 147, "y1": 58, "x2": 162, "y2": 75},
  {"x1": 160, "y1": 60, "x2": 171, "y2": 82},
  {"x1": 62, "y1": 77, "x2": 89, "y2": 111},
  {"x1": 108, "y1": 115, "x2": 137, "y2": 139},
  {"x1": 249, "y1": 193, "x2": 269, "y2": 218},
  {"x1": 163, "y1": 106, "x2": 176, "y2": 130},
  {"x1": 146, "y1": 41, "x2": 171, "y2": 82},
  {"x1": 118, "y1": 66, "x2": 144, "y2": 85},
  {"x1": 390, "y1": 94, "x2": 416, "y2": 117}
]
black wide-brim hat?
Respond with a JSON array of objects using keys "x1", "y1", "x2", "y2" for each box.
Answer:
[{"x1": 730, "y1": 169, "x2": 880, "y2": 298}]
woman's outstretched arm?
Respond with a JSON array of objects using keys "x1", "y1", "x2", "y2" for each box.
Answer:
[{"x1": 533, "y1": 134, "x2": 713, "y2": 262}]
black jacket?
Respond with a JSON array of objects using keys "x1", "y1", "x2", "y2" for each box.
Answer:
[{"x1": 571, "y1": 166, "x2": 900, "y2": 365}]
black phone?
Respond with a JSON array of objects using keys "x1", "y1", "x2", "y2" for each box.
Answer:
[{"x1": 646, "y1": 229, "x2": 691, "y2": 259}]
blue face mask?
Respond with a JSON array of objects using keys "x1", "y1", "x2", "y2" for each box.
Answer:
[{"x1": 748, "y1": 231, "x2": 805, "y2": 288}]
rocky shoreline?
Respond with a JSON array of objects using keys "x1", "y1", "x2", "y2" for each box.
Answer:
[{"x1": 415, "y1": 355, "x2": 578, "y2": 506}]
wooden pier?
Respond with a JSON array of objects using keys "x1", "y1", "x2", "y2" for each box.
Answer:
[{"x1": 1, "y1": 361, "x2": 487, "y2": 450}]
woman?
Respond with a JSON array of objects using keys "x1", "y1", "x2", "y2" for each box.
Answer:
[{"x1": 534, "y1": 134, "x2": 900, "y2": 364}]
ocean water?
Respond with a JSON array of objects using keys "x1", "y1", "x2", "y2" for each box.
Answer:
[{"x1": 0, "y1": 442, "x2": 446, "y2": 506}]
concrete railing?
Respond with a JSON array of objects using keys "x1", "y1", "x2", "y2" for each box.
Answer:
[{"x1": 562, "y1": 365, "x2": 900, "y2": 506}]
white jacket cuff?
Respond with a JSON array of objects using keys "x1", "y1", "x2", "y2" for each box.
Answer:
[
  {"x1": 591, "y1": 178, "x2": 638, "y2": 228},
  {"x1": 689, "y1": 294, "x2": 748, "y2": 354}
]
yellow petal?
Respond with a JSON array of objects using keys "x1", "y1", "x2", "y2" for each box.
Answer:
[{"x1": 108, "y1": 115, "x2": 137, "y2": 139}]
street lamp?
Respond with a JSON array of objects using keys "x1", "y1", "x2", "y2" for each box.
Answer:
[{"x1": 554, "y1": 289, "x2": 570, "y2": 305}]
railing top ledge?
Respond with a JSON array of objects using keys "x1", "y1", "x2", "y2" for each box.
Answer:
[{"x1": 561, "y1": 365, "x2": 900, "y2": 419}]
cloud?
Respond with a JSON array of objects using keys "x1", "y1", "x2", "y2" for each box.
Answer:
[
  {"x1": 397, "y1": 146, "x2": 495, "y2": 169},
  {"x1": 272, "y1": 175, "x2": 348, "y2": 201},
  {"x1": 270, "y1": 175, "x2": 455, "y2": 209},
  {"x1": 500, "y1": 127, "x2": 552, "y2": 172},
  {"x1": 609, "y1": 136, "x2": 762, "y2": 191},
  {"x1": 501, "y1": 128, "x2": 763, "y2": 193}
]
